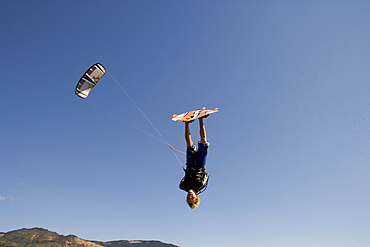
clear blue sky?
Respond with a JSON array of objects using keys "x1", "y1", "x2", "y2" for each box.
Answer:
[{"x1": 1, "y1": 1, "x2": 370, "y2": 247}]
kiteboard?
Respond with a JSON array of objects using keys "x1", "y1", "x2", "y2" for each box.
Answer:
[{"x1": 172, "y1": 107, "x2": 218, "y2": 122}]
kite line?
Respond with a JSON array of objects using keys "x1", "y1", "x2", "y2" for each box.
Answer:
[
  {"x1": 75, "y1": 63, "x2": 186, "y2": 170},
  {"x1": 100, "y1": 71, "x2": 186, "y2": 169}
]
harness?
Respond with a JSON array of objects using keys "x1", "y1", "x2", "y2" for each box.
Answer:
[{"x1": 180, "y1": 165, "x2": 209, "y2": 194}]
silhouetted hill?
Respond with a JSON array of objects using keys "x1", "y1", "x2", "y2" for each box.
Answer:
[{"x1": 0, "y1": 228, "x2": 178, "y2": 247}]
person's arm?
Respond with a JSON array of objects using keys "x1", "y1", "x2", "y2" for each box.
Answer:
[
  {"x1": 199, "y1": 118, "x2": 207, "y2": 144},
  {"x1": 185, "y1": 122, "x2": 194, "y2": 147}
]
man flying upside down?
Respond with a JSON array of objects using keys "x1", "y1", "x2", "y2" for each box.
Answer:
[{"x1": 179, "y1": 117, "x2": 210, "y2": 209}]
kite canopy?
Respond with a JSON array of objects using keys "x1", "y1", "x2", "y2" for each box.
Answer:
[{"x1": 75, "y1": 63, "x2": 106, "y2": 99}]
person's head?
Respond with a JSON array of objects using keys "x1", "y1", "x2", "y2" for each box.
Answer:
[{"x1": 186, "y1": 190, "x2": 200, "y2": 209}]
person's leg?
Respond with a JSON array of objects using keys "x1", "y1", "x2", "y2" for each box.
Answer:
[
  {"x1": 199, "y1": 118, "x2": 207, "y2": 144},
  {"x1": 197, "y1": 118, "x2": 209, "y2": 166},
  {"x1": 185, "y1": 122, "x2": 194, "y2": 147},
  {"x1": 185, "y1": 122, "x2": 196, "y2": 165}
]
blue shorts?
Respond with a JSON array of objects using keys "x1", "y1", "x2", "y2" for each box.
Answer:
[{"x1": 186, "y1": 142, "x2": 209, "y2": 167}]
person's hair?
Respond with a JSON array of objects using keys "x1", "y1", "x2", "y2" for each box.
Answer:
[{"x1": 187, "y1": 195, "x2": 200, "y2": 209}]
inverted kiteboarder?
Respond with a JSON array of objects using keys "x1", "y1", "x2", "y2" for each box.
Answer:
[{"x1": 172, "y1": 108, "x2": 218, "y2": 209}]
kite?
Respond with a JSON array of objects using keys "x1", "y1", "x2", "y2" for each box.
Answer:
[{"x1": 75, "y1": 63, "x2": 106, "y2": 99}]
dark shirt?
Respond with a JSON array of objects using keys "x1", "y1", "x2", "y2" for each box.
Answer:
[{"x1": 179, "y1": 165, "x2": 209, "y2": 194}]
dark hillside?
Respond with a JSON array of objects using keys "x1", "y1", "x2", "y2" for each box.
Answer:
[{"x1": 0, "y1": 228, "x2": 178, "y2": 247}]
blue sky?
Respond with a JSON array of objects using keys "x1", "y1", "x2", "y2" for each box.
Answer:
[{"x1": 1, "y1": 1, "x2": 370, "y2": 247}]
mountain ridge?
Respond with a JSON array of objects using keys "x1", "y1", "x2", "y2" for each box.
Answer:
[{"x1": 0, "y1": 228, "x2": 178, "y2": 247}]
